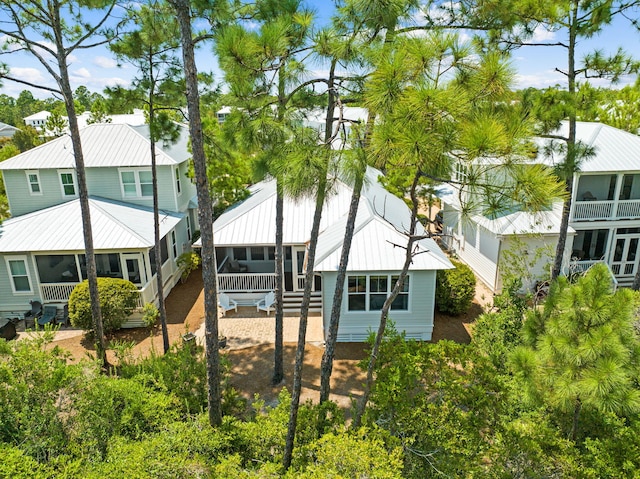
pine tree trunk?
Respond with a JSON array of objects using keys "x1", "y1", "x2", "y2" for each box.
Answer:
[
  {"x1": 171, "y1": 0, "x2": 222, "y2": 427},
  {"x1": 273, "y1": 185, "x2": 285, "y2": 384},
  {"x1": 319, "y1": 168, "x2": 363, "y2": 404},
  {"x1": 551, "y1": 3, "x2": 578, "y2": 281},
  {"x1": 54, "y1": 18, "x2": 106, "y2": 368},
  {"x1": 283, "y1": 60, "x2": 336, "y2": 470},
  {"x1": 148, "y1": 98, "x2": 169, "y2": 354},
  {"x1": 352, "y1": 170, "x2": 422, "y2": 429}
]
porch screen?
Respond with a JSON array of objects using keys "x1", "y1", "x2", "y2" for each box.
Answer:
[{"x1": 35, "y1": 255, "x2": 79, "y2": 283}]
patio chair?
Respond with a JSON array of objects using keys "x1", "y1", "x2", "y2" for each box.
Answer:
[
  {"x1": 56, "y1": 304, "x2": 69, "y2": 327},
  {"x1": 38, "y1": 305, "x2": 57, "y2": 327},
  {"x1": 24, "y1": 300, "x2": 42, "y2": 328},
  {"x1": 228, "y1": 259, "x2": 248, "y2": 273},
  {"x1": 256, "y1": 291, "x2": 275, "y2": 315},
  {"x1": 218, "y1": 293, "x2": 238, "y2": 317}
]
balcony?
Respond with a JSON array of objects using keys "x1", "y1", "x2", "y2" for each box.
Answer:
[
  {"x1": 217, "y1": 273, "x2": 277, "y2": 292},
  {"x1": 572, "y1": 199, "x2": 640, "y2": 222}
]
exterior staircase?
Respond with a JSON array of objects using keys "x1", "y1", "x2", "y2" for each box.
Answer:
[{"x1": 283, "y1": 291, "x2": 322, "y2": 314}]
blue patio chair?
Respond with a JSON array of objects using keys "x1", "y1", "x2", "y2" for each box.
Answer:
[
  {"x1": 38, "y1": 305, "x2": 57, "y2": 327},
  {"x1": 56, "y1": 304, "x2": 69, "y2": 327},
  {"x1": 24, "y1": 300, "x2": 42, "y2": 329},
  {"x1": 218, "y1": 293, "x2": 238, "y2": 316}
]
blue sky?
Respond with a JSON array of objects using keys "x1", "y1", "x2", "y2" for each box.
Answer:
[{"x1": 1, "y1": 1, "x2": 639, "y2": 100}]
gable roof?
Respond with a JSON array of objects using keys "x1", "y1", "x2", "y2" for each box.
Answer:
[
  {"x1": 536, "y1": 121, "x2": 640, "y2": 173},
  {"x1": 23, "y1": 110, "x2": 51, "y2": 121},
  {"x1": 0, "y1": 122, "x2": 19, "y2": 138},
  {"x1": 0, "y1": 197, "x2": 183, "y2": 253},
  {"x1": 205, "y1": 167, "x2": 452, "y2": 272},
  {"x1": 0, "y1": 122, "x2": 190, "y2": 170}
]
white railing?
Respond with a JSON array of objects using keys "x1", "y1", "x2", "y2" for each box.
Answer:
[
  {"x1": 615, "y1": 199, "x2": 640, "y2": 219},
  {"x1": 566, "y1": 259, "x2": 618, "y2": 290},
  {"x1": 40, "y1": 283, "x2": 78, "y2": 302},
  {"x1": 40, "y1": 280, "x2": 157, "y2": 308},
  {"x1": 572, "y1": 201, "x2": 614, "y2": 221},
  {"x1": 217, "y1": 273, "x2": 277, "y2": 292},
  {"x1": 297, "y1": 277, "x2": 306, "y2": 290}
]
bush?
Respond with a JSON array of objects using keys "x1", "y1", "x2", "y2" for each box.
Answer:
[
  {"x1": 176, "y1": 251, "x2": 201, "y2": 283},
  {"x1": 436, "y1": 260, "x2": 476, "y2": 315},
  {"x1": 68, "y1": 278, "x2": 139, "y2": 333}
]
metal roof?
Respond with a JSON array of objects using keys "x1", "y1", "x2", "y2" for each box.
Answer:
[
  {"x1": 0, "y1": 197, "x2": 183, "y2": 253},
  {"x1": 202, "y1": 167, "x2": 453, "y2": 272},
  {"x1": 0, "y1": 123, "x2": 190, "y2": 170},
  {"x1": 536, "y1": 121, "x2": 640, "y2": 173},
  {"x1": 472, "y1": 203, "x2": 575, "y2": 236}
]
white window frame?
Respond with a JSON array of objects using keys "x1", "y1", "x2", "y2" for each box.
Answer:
[
  {"x1": 346, "y1": 274, "x2": 410, "y2": 312},
  {"x1": 171, "y1": 230, "x2": 177, "y2": 258},
  {"x1": 186, "y1": 215, "x2": 192, "y2": 241},
  {"x1": 5, "y1": 255, "x2": 33, "y2": 294},
  {"x1": 118, "y1": 168, "x2": 153, "y2": 199},
  {"x1": 175, "y1": 167, "x2": 182, "y2": 196},
  {"x1": 58, "y1": 169, "x2": 78, "y2": 198},
  {"x1": 26, "y1": 170, "x2": 42, "y2": 196}
]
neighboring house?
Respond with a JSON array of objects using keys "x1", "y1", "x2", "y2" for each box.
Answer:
[
  {"x1": 0, "y1": 122, "x2": 19, "y2": 138},
  {"x1": 441, "y1": 121, "x2": 640, "y2": 292},
  {"x1": 0, "y1": 122, "x2": 198, "y2": 323},
  {"x1": 197, "y1": 168, "x2": 453, "y2": 342},
  {"x1": 23, "y1": 110, "x2": 51, "y2": 131}
]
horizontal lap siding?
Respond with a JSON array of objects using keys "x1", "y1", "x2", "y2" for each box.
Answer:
[
  {"x1": 0, "y1": 253, "x2": 40, "y2": 318},
  {"x1": 322, "y1": 270, "x2": 436, "y2": 342},
  {"x1": 5, "y1": 170, "x2": 69, "y2": 216}
]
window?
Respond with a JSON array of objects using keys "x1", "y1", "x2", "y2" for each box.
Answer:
[
  {"x1": 250, "y1": 247, "x2": 265, "y2": 260},
  {"x1": 171, "y1": 231, "x2": 177, "y2": 258},
  {"x1": 149, "y1": 237, "x2": 170, "y2": 275},
  {"x1": 186, "y1": 215, "x2": 192, "y2": 241},
  {"x1": 175, "y1": 168, "x2": 182, "y2": 195},
  {"x1": 267, "y1": 247, "x2": 275, "y2": 260},
  {"x1": 347, "y1": 274, "x2": 410, "y2": 311},
  {"x1": 6, "y1": 256, "x2": 32, "y2": 294},
  {"x1": 59, "y1": 170, "x2": 77, "y2": 197},
  {"x1": 119, "y1": 169, "x2": 153, "y2": 198},
  {"x1": 233, "y1": 247, "x2": 247, "y2": 261},
  {"x1": 26, "y1": 171, "x2": 42, "y2": 195}
]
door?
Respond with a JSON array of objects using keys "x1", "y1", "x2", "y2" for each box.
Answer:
[
  {"x1": 122, "y1": 253, "x2": 146, "y2": 286},
  {"x1": 610, "y1": 234, "x2": 640, "y2": 277},
  {"x1": 291, "y1": 245, "x2": 311, "y2": 292}
]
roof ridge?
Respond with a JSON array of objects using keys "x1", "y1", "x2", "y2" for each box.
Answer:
[{"x1": 127, "y1": 123, "x2": 177, "y2": 164}]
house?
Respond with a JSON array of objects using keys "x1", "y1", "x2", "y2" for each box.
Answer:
[
  {"x1": 441, "y1": 121, "x2": 640, "y2": 292},
  {"x1": 23, "y1": 110, "x2": 51, "y2": 131},
  {"x1": 0, "y1": 122, "x2": 198, "y2": 324},
  {"x1": 0, "y1": 122, "x2": 19, "y2": 139},
  {"x1": 198, "y1": 168, "x2": 453, "y2": 342}
]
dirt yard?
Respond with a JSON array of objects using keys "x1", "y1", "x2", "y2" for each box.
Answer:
[{"x1": 32, "y1": 269, "x2": 489, "y2": 410}]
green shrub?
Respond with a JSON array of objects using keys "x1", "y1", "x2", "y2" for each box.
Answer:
[
  {"x1": 176, "y1": 251, "x2": 201, "y2": 283},
  {"x1": 68, "y1": 278, "x2": 139, "y2": 333},
  {"x1": 141, "y1": 302, "x2": 159, "y2": 328},
  {"x1": 436, "y1": 260, "x2": 476, "y2": 315}
]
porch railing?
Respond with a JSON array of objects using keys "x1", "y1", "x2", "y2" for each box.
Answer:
[
  {"x1": 573, "y1": 199, "x2": 640, "y2": 221},
  {"x1": 40, "y1": 283, "x2": 77, "y2": 302},
  {"x1": 566, "y1": 259, "x2": 618, "y2": 290},
  {"x1": 40, "y1": 280, "x2": 158, "y2": 308},
  {"x1": 217, "y1": 273, "x2": 277, "y2": 292},
  {"x1": 572, "y1": 201, "x2": 614, "y2": 221},
  {"x1": 616, "y1": 200, "x2": 640, "y2": 219}
]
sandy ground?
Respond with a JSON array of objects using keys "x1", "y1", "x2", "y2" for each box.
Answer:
[{"x1": 15, "y1": 268, "x2": 490, "y2": 410}]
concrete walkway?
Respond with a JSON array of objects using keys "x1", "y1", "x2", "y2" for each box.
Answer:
[{"x1": 194, "y1": 306, "x2": 324, "y2": 350}]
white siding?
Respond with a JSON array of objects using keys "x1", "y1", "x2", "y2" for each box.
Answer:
[{"x1": 322, "y1": 270, "x2": 436, "y2": 342}]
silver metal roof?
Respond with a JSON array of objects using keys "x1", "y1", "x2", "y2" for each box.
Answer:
[
  {"x1": 203, "y1": 167, "x2": 453, "y2": 272},
  {"x1": 536, "y1": 121, "x2": 640, "y2": 173},
  {"x1": 0, "y1": 123, "x2": 190, "y2": 170},
  {"x1": 0, "y1": 197, "x2": 183, "y2": 253}
]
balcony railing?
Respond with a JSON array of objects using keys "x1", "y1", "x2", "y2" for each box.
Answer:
[
  {"x1": 566, "y1": 259, "x2": 618, "y2": 290},
  {"x1": 573, "y1": 199, "x2": 640, "y2": 221},
  {"x1": 217, "y1": 273, "x2": 277, "y2": 292}
]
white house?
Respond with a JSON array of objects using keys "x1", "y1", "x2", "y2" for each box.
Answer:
[
  {"x1": 441, "y1": 121, "x2": 640, "y2": 292},
  {"x1": 0, "y1": 122, "x2": 197, "y2": 324},
  {"x1": 198, "y1": 168, "x2": 453, "y2": 342}
]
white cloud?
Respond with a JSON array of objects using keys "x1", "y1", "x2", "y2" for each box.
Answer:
[
  {"x1": 9, "y1": 66, "x2": 47, "y2": 85},
  {"x1": 0, "y1": 35, "x2": 22, "y2": 52},
  {"x1": 532, "y1": 25, "x2": 556, "y2": 42},
  {"x1": 515, "y1": 70, "x2": 565, "y2": 89},
  {"x1": 93, "y1": 56, "x2": 117, "y2": 69},
  {"x1": 73, "y1": 67, "x2": 92, "y2": 79}
]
